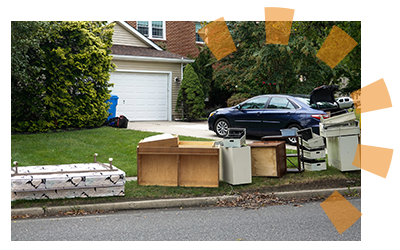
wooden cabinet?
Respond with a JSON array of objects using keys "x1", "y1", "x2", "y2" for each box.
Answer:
[
  {"x1": 249, "y1": 141, "x2": 287, "y2": 177},
  {"x1": 137, "y1": 137, "x2": 220, "y2": 187}
]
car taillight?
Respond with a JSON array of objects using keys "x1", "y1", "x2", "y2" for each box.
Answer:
[{"x1": 311, "y1": 114, "x2": 329, "y2": 120}]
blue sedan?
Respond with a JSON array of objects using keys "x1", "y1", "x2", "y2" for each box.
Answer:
[{"x1": 208, "y1": 94, "x2": 328, "y2": 144}]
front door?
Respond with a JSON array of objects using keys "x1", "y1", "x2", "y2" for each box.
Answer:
[
  {"x1": 262, "y1": 97, "x2": 297, "y2": 135},
  {"x1": 230, "y1": 96, "x2": 270, "y2": 135}
]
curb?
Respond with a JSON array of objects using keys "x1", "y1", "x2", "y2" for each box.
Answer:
[
  {"x1": 11, "y1": 186, "x2": 360, "y2": 216},
  {"x1": 273, "y1": 186, "x2": 361, "y2": 199}
]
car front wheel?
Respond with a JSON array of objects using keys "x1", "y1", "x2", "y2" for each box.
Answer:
[{"x1": 215, "y1": 118, "x2": 230, "y2": 137}]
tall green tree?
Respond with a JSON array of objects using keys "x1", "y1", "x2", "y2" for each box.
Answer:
[
  {"x1": 292, "y1": 21, "x2": 361, "y2": 95},
  {"x1": 190, "y1": 45, "x2": 213, "y2": 101},
  {"x1": 175, "y1": 64, "x2": 205, "y2": 120},
  {"x1": 11, "y1": 21, "x2": 115, "y2": 132},
  {"x1": 214, "y1": 21, "x2": 361, "y2": 98}
]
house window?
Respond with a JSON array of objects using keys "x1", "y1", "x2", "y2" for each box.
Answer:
[
  {"x1": 137, "y1": 21, "x2": 149, "y2": 37},
  {"x1": 195, "y1": 22, "x2": 204, "y2": 43},
  {"x1": 152, "y1": 21, "x2": 163, "y2": 38},
  {"x1": 137, "y1": 21, "x2": 165, "y2": 40}
]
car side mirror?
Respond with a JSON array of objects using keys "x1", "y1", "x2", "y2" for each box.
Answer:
[{"x1": 237, "y1": 104, "x2": 242, "y2": 110}]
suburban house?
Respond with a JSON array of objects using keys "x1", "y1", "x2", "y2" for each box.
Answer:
[{"x1": 109, "y1": 21, "x2": 195, "y2": 121}]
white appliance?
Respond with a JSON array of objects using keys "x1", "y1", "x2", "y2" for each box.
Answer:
[
  {"x1": 219, "y1": 146, "x2": 252, "y2": 185},
  {"x1": 320, "y1": 113, "x2": 360, "y2": 171}
]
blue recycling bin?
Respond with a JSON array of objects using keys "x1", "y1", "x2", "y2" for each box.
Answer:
[{"x1": 107, "y1": 95, "x2": 119, "y2": 121}]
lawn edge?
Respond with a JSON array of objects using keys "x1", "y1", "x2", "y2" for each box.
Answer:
[{"x1": 11, "y1": 186, "x2": 361, "y2": 217}]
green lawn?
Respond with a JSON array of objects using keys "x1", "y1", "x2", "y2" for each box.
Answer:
[
  {"x1": 11, "y1": 127, "x2": 212, "y2": 177},
  {"x1": 11, "y1": 126, "x2": 361, "y2": 209}
]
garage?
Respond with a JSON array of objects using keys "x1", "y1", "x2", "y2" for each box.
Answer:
[
  {"x1": 109, "y1": 21, "x2": 194, "y2": 121},
  {"x1": 109, "y1": 71, "x2": 170, "y2": 121}
]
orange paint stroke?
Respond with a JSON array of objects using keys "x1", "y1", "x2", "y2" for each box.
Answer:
[
  {"x1": 320, "y1": 191, "x2": 362, "y2": 234},
  {"x1": 352, "y1": 144, "x2": 393, "y2": 178},
  {"x1": 351, "y1": 78, "x2": 392, "y2": 114},
  {"x1": 197, "y1": 17, "x2": 237, "y2": 61},
  {"x1": 264, "y1": 7, "x2": 295, "y2": 21},
  {"x1": 316, "y1": 25, "x2": 358, "y2": 68},
  {"x1": 264, "y1": 7, "x2": 295, "y2": 45}
]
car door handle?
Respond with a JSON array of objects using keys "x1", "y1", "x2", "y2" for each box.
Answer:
[{"x1": 257, "y1": 112, "x2": 261, "y2": 116}]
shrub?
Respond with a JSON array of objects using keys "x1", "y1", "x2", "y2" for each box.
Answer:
[
  {"x1": 11, "y1": 21, "x2": 115, "y2": 132},
  {"x1": 175, "y1": 64, "x2": 205, "y2": 121}
]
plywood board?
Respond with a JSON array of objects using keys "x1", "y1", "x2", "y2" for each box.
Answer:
[
  {"x1": 179, "y1": 155, "x2": 219, "y2": 187},
  {"x1": 250, "y1": 141, "x2": 287, "y2": 177},
  {"x1": 137, "y1": 141, "x2": 220, "y2": 187},
  {"x1": 138, "y1": 146, "x2": 219, "y2": 156},
  {"x1": 178, "y1": 141, "x2": 216, "y2": 148},
  {"x1": 251, "y1": 147, "x2": 278, "y2": 176},
  {"x1": 137, "y1": 154, "x2": 178, "y2": 186},
  {"x1": 138, "y1": 134, "x2": 179, "y2": 148}
]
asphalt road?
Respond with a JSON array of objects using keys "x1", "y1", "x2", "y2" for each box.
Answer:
[{"x1": 11, "y1": 197, "x2": 361, "y2": 241}]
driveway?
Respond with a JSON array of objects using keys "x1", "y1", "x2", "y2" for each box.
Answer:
[
  {"x1": 128, "y1": 121, "x2": 220, "y2": 140},
  {"x1": 127, "y1": 121, "x2": 296, "y2": 149}
]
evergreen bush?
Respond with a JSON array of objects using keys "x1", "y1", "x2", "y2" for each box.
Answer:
[
  {"x1": 175, "y1": 64, "x2": 205, "y2": 121},
  {"x1": 11, "y1": 21, "x2": 115, "y2": 132}
]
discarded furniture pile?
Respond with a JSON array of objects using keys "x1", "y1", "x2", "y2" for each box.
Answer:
[
  {"x1": 136, "y1": 112, "x2": 361, "y2": 188},
  {"x1": 136, "y1": 129, "x2": 294, "y2": 187},
  {"x1": 11, "y1": 112, "x2": 361, "y2": 200}
]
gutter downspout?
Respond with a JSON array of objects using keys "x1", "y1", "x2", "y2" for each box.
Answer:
[{"x1": 180, "y1": 57, "x2": 184, "y2": 119}]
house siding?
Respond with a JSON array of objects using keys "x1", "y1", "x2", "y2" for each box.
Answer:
[
  {"x1": 113, "y1": 23, "x2": 150, "y2": 48},
  {"x1": 112, "y1": 59, "x2": 182, "y2": 118}
]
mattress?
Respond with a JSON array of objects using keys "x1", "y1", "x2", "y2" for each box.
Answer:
[{"x1": 11, "y1": 163, "x2": 125, "y2": 201}]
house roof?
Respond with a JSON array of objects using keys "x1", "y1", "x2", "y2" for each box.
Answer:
[
  {"x1": 110, "y1": 45, "x2": 194, "y2": 63},
  {"x1": 111, "y1": 44, "x2": 190, "y2": 59}
]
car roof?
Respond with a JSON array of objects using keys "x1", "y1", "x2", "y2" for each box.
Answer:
[{"x1": 252, "y1": 94, "x2": 299, "y2": 98}]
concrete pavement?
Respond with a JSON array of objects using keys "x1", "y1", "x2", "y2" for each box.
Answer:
[
  {"x1": 127, "y1": 120, "x2": 223, "y2": 140},
  {"x1": 127, "y1": 120, "x2": 297, "y2": 149}
]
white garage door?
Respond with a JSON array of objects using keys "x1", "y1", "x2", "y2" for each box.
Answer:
[{"x1": 110, "y1": 72, "x2": 169, "y2": 121}]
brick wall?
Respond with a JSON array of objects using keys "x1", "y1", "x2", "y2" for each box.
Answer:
[{"x1": 125, "y1": 21, "x2": 202, "y2": 58}]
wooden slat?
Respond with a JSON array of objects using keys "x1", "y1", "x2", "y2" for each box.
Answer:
[{"x1": 137, "y1": 146, "x2": 219, "y2": 156}]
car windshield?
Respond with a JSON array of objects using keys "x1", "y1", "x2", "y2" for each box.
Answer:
[{"x1": 294, "y1": 97, "x2": 338, "y2": 109}]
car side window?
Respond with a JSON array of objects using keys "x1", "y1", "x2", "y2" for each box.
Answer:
[
  {"x1": 267, "y1": 97, "x2": 296, "y2": 110},
  {"x1": 241, "y1": 97, "x2": 269, "y2": 109},
  {"x1": 338, "y1": 99, "x2": 344, "y2": 103}
]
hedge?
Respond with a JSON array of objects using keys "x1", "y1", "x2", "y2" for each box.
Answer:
[{"x1": 11, "y1": 21, "x2": 115, "y2": 132}]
